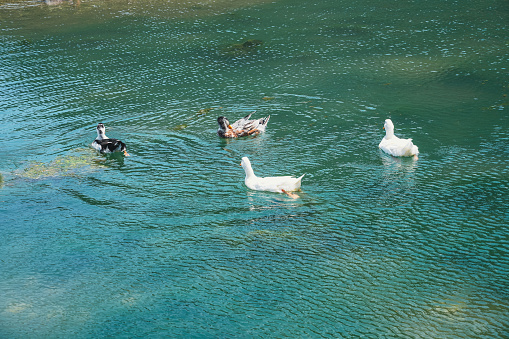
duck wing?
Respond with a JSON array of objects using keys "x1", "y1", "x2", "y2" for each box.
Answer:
[
  {"x1": 94, "y1": 138, "x2": 126, "y2": 153},
  {"x1": 232, "y1": 115, "x2": 270, "y2": 136},
  {"x1": 249, "y1": 174, "x2": 304, "y2": 192},
  {"x1": 381, "y1": 137, "x2": 417, "y2": 157},
  {"x1": 231, "y1": 112, "x2": 255, "y2": 129}
]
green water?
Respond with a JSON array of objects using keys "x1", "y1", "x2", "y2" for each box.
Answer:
[{"x1": 1, "y1": 0, "x2": 508, "y2": 337}]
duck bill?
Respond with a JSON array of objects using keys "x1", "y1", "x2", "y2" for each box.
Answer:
[
  {"x1": 123, "y1": 151, "x2": 130, "y2": 156},
  {"x1": 228, "y1": 125, "x2": 233, "y2": 129}
]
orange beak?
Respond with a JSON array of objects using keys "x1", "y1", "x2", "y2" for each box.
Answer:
[
  {"x1": 123, "y1": 151, "x2": 130, "y2": 156},
  {"x1": 228, "y1": 125, "x2": 233, "y2": 129}
]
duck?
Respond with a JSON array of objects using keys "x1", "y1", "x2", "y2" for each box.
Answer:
[
  {"x1": 91, "y1": 123, "x2": 130, "y2": 156},
  {"x1": 217, "y1": 112, "x2": 270, "y2": 138},
  {"x1": 241, "y1": 157, "x2": 304, "y2": 198},
  {"x1": 379, "y1": 119, "x2": 419, "y2": 159}
]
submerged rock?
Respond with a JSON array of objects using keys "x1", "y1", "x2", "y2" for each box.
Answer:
[
  {"x1": 241, "y1": 39, "x2": 263, "y2": 48},
  {"x1": 220, "y1": 39, "x2": 263, "y2": 57}
]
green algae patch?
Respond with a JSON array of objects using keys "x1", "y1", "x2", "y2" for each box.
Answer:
[
  {"x1": 172, "y1": 124, "x2": 188, "y2": 131},
  {"x1": 16, "y1": 149, "x2": 107, "y2": 180},
  {"x1": 196, "y1": 107, "x2": 213, "y2": 115}
]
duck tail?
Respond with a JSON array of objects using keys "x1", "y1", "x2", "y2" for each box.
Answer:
[
  {"x1": 402, "y1": 139, "x2": 418, "y2": 156},
  {"x1": 412, "y1": 145, "x2": 419, "y2": 156},
  {"x1": 243, "y1": 111, "x2": 255, "y2": 120}
]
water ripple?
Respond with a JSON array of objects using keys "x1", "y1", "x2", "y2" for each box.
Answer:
[{"x1": 1, "y1": 0, "x2": 508, "y2": 338}]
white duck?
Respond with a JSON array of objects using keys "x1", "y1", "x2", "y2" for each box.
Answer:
[
  {"x1": 241, "y1": 157, "x2": 304, "y2": 198},
  {"x1": 379, "y1": 119, "x2": 419, "y2": 159}
]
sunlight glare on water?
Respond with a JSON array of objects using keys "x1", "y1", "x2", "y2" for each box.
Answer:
[{"x1": 0, "y1": 0, "x2": 508, "y2": 337}]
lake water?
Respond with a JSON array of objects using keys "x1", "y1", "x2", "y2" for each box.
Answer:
[{"x1": 1, "y1": 0, "x2": 508, "y2": 337}]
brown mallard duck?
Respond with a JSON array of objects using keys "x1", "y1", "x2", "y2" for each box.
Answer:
[{"x1": 217, "y1": 112, "x2": 270, "y2": 138}]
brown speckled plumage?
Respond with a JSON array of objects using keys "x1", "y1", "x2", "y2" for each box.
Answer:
[{"x1": 217, "y1": 112, "x2": 270, "y2": 138}]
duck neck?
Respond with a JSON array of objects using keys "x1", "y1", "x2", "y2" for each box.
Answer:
[
  {"x1": 243, "y1": 165, "x2": 255, "y2": 179},
  {"x1": 385, "y1": 128, "x2": 395, "y2": 139},
  {"x1": 96, "y1": 132, "x2": 107, "y2": 140}
]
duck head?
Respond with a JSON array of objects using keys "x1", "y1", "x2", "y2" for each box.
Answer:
[
  {"x1": 217, "y1": 116, "x2": 233, "y2": 131},
  {"x1": 96, "y1": 123, "x2": 107, "y2": 140},
  {"x1": 383, "y1": 119, "x2": 395, "y2": 137}
]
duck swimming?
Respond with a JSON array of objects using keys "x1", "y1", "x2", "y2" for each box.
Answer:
[
  {"x1": 217, "y1": 112, "x2": 270, "y2": 138},
  {"x1": 379, "y1": 119, "x2": 419, "y2": 159},
  {"x1": 241, "y1": 157, "x2": 304, "y2": 198},
  {"x1": 91, "y1": 123, "x2": 130, "y2": 156}
]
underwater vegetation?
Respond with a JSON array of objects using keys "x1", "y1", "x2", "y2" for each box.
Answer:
[
  {"x1": 196, "y1": 107, "x2": 213, "y2": 115},
  {"x1": 172, "y1": 124, "x2": 188, "y2": 131},
  {"x1": 14, "y1": 149, "x2": 107, "y2": 180}
]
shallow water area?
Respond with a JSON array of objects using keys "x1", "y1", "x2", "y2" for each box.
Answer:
[{"x1": 1, "y1": 0, "x2": 508, "y2": 337}]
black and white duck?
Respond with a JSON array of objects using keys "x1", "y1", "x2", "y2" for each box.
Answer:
[
  {"x1": 217, "y1": 112, "x2": 270, "y2": 138},
  {"x1": 91, "y1": 123, "x2": 130, "y2": 156}
]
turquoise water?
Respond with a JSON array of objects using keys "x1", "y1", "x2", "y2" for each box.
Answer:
[{"x1": 1, "y1": 0, "x2": 508, "y2": 337}]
